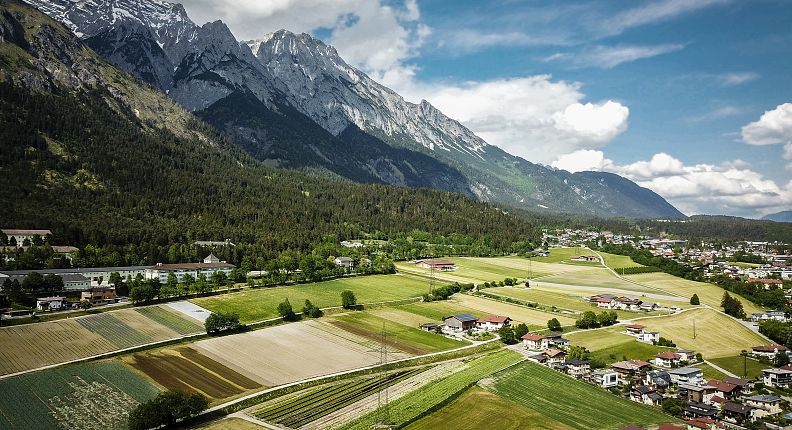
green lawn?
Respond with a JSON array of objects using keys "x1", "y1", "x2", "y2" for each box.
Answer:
[
  {"x1": 694, "y1": 363, "x2": 728, "y2": 380},
  {"x1": 709, "y1": 355, "x2": 769, "y2": 380},
  {"x1": 626, "y1": 272, "x2": 763, "y2": 314},
  {"x1": 405, "y1": 387, "x2": 573, "y2": 430},
  {"x1": 565, "y1": 326, "x2": 671, "y2": 363},
  {"x1": 331, "y1": 312, "x2": 468, "y2": 355},
  {"x1": 191, "y1": 275, "x2": 429, "y2": 323},
  {"x1": 0, "y1": 360, "x2": 160, "y2": 430},
  {"x1": 487, "y1": 287, "x2": 589, "y2": 312},
  {"x1": 490, "y1": 361, "x2": 677, "y2": 429},
  {"x1": 588, "y1": 338, "x2": 671, "y2": 365},
  {"x1": 338, "y1": 350, "x2": 523, "y2": 430},
  {"x1": 599, "y1": 252, "x2": 644, "y2": 270},
  {"x1": 395, "y1": 301, "x2": 485, "y2": 321}
]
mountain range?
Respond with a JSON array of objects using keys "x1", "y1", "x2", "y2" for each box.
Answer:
[
  {"x1": 19, "y1": 0, "x2": 685, "y2": 219},
  {"x1": 761, "y1": 211, "x2": 792, "y2": 223}
]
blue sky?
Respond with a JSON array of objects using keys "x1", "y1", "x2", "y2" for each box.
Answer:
[{"x1": 182, "y1": 0, "x2": 792, "y2": 217}]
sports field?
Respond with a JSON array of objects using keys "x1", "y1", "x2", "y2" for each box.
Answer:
[
  {"x1": 635, "y1": 308, "x2": 767, "y2": 358},
  {"x1": 191, "y1": 320, "x2": 411, "y2": 387},
  {"x1": 191, "y1": 275, "x2": 429, "y2": 323},
  {"x1": 0, "y1": 306, "x2": 202, "y2": 375},
  {"x1": 626, "y1": 272, "x2": 763, "y2": 314},
  {"x1": 405, "y1": 387, "x2": 573, "y2": 430},
  {"x1": 126, "y1": 347, "x2": 261, "y2": 401},
  {"x1": 0, "y1": 360, "x2": 159, "y2": 430},
  {"x1": 489, "y1": 361, "x2": 676, "y2": 429}
]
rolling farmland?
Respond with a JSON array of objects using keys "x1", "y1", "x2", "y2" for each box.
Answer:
[
  {"x1": 626, "y1": 272, "x2": 763, "y2": 314},
  {"x1": 450, "y1": 294, "x2": 577, "y2": 327},
  {"x1": 0, "y1": 306, "x2": 203, "y2": 376},
  {"x1": 396, "y1": 255, "x2": 592, "y2": 284},
  {"x1": 0, "y1": 360, "x2": 159, "y2": 430},
  {"x1": 191, "y1": 275, "x2": 429, "y2": 323},
  {"x1": 490, "y1": 362, "x2": 676, "y2": 429},
  {"x1": 338, "y1": 350, "x2": 523, "y2": 430}
]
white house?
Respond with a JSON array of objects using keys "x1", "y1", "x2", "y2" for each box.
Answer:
[
  {"x1": 762, "y1": 368, "x2": 792, "y2": 388},
  {"x1": 591, "y1": 369, "x2": 619, "y2": 388},
  {"x1": 334, "y1": 257, "x2": 354, "y2": 269},
  {"x1": 654, "y1": 352, "x2": 682, "y2": 368},
  {"x1": 752, "y1": 345, "x2": 789, "y2": 358},
  {"x1": 637, "y1": 331, "x2": 660, "y2": 344},
  {"x1": 475, "y1": 315, "x2": 511, "y2": 331},
  {"x1": 521, "y1": 333, "x2": 548, "y2": 351},
  {"x1": 745, "y1": 394, "x2": 782, "y2": 418},
  {"x1": 145, "y1": 256, "x2": 235, "y2": 283},
  {"x1": 36, "y1": 296, "x2": 66, "y2": 310},
  {"x1": 668, "y1": 367, "x2": 704, "y2": 385}
]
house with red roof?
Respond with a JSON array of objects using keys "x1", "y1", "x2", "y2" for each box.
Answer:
[
  {"x1": 654, "y1": 351, "x2": 682, "y2": 368},
  {"x1": 475, "y1": 314, "x2": 512, "y2": 331},
  {"x1": 752, "y1": 344, "x2": 788, "y2": 358},
  {"x1": 521, "y1": 333, "x2": 548, "y2": 351}
]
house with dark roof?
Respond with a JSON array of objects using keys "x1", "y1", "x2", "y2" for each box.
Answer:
[
  {"x1": 678, "y1": 383, "x2": 716, "y2": 404},
  {"x1": 645, "y1": 370, "x2": 672, "y2": 390},
  {"x1": 707, "y1": 379, "x2": 739, "y2": 400},
  {"x1": 631, "y1": 385, "x2": 662, "y2": 406},
  {"x1": 722, "y1": 402, "x2": 755, "y2": 423},
  {"x1": 683, "y1": 402, "x2": 719, "y2": 419},
  {"x1": 745, "y1": 394, "x2": 782, "y2": 418},
  {"x1": 443, "y1": 314, "x2": 478, "y2": 332}
]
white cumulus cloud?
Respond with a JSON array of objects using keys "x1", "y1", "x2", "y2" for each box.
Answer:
[{"x1": 742, "y1": 103, "x2": 792, "y2": 146}]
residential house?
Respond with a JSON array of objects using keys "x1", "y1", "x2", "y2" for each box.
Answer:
[
  {"x1": 676, "y1": 349, "x2": 696, "y2": 362},
  {"x1": 668, "y1": 367, "x2": 704, "y2": 385},
  {"x1": 333, "y1": 257, "x2": 354, "y2": 269},
  {"x1": 707, "y1": 380, "x2": 739, "y2": 400},
  {"x1": 763, "y1": 368, "x2": 792, "y2": 388},
  {"x1": 722, "y1": 402, "x2": 755, "y2": 423},
  {"x1": 543, "y1": 348, "x2": 567, "y2": 365},
  {"x1": 571, "y1": 255, "x2": 599, "y2": 262},
  {"x1": 521, "y1": 333, "x2": 549, "y2": 351},
  {"x1": 35, "y1": 296, "x2": 66, "y2": 310},
  {"x1": 611, "y1": 360, "x2": 651, "y2": 381},
  {"x1": 81, "y1": 288, "x2": 117, "y2": 305},
  {"x1": 564, "y1": 360, "x2": 590, "y2": 378},
  {"x1": 753, "y1": 344, "x2": 789, "y2": 358},
  {"x1": 544, "y1": 333, "x2": 569, "y2": 348},
  {"x1": 615, "y1": 297, "x2": 643, "y2": 311},
  {"x1": 678, "y1": 383, "x2": 715, "y2": 404},
  {"x1": 443, "y1": 314, "x2": 478, "y2": 332},
  {"x1": 631, "y1": 385, "x2": 662, "y2": 406},
  {"x1": 722, "y1": 376, "x2": 750, "y2": 391},
  {"x1": 683, "y1": 402, "x2": 719, "y2": 420},
  {"x1": 415, "y1": 259, "x2": 456, "y2": 271},
  {"x1": 750, "y1": 310, "x2": 787, "y2": 322},
  {"x1": 637, "y1": 331, "x2": 660, "y2": 344},
  {"x1": 626, "y1": 324, "x2": 646, "y2": 334},
  {"x1": 475, "y1": 315, "x2": 511, "y2": 331},
  {"x1": 645, "y1": 370, "x2": 672, "y2": 390},
  {"x1": 744, "y1": 394, "x2": 782, "y2": 418},
  {"x1": 684, "y1": 417, "x2": 723, "y2": 430},
  {"x1": 591, "y1": 369, "x2": 619, "y2": 388},
  {"x1": 1, "y1": 229, "x2": 51, "y2": 246},
  {"x1": 654, "y1": 352, "x2": 682, "y2": 368},
  {"x1": 590, "y1": 294, "x2": 617, "y2": 308},
  {"x1": 747, "y1": 278, "x2": 783, "y2": 290}
]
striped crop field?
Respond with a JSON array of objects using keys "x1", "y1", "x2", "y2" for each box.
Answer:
[
  {"x1": 0, "y1": 360, "x2": 160, "y2": 430},
  {"x1": 253, "y1": 368, "x2": 424, "y2": 428},
  {"x1": 135, "y1": 306, "x2": 204, "y2": 335}
]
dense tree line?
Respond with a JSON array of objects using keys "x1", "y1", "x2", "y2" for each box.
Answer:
[
  {"x1": 712, "y1": 275, "x2": 788, "y2": 310},
  {"x1": 127, "y1": 391, "x2": 208, "y2": 430},
  {"x1": 0, "y1": 81, "x2": 539, "y2": 270}
]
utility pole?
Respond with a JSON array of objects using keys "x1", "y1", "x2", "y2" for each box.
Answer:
[
  {"x1": 372, "y1": 323, "x2": 393, "y2": 429},
  {"x1": 693, "y1": 319, "x2": 696, "y2": 339}
]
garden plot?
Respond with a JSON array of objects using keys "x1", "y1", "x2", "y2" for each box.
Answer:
[
  {"x1": 0, "y1": 360, "x2": 159, "y2": 430},
  {"x1": 191, "y1": 320, "x2": 411, "y2": 387},
  {"x1": 136, "y1": 305, "x2": 205, "y2": 334}
]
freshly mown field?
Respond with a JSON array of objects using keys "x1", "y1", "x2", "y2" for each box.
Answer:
[
  {"x1": 338, "y1": 350, "x2": 523, "y2": 430},
  {"x1": 135, "y1": 306, "x2": 204, "y2": 335},
  {"x1": 709, "y1": 355, "x2": 768, "y2": 380},
  {"x1": 253, "y1": 368, "x2": 424, "y2": 428},
  {"x1": 599, "y1": 252, "x2": 644, "y2": 270},
  {"x1": 191, "y1": 275, "x2": 429, "y2": 323},
  {"x1": 389, "y1": 301, "x2": 484, "y2": 322},
  {"x1": 126, "y1": 347, "x2": 261, "y2": 401},
  {"x1": 0, "y1": 305, "x2": 200, "y2": 376},
  {"x1": 330, "y1": 312, "x2": 468, "y2": 355},
  {"x1": 191, "y1": 320, "x2": 410, "y2": 387},
  {"x1": 451, "y1": 294, "x2": 576, "y2": 327},
  {"x1": 404, "y1": 387, "x2": 573, "y2": 430},
  {"x1": 534, "y1": 247, "x2": 600, "y2": 266},
  {"x1": 396, "y1": 255, "x2": 588, "y2": 284},
  {"x1": 0, "y1": 360, "x2": 159, "y2": 430},
  {"x1": 635, "y1": 308, "x2": 767, "y2": 358},
  {"x1": 490, "y1": 361, "x2": 677, "y2": 429},
  {"x1": 538, "y1": 268, "x2": 660, "y2": 293},
  {"x1": 564, "y1": 328, "x2": 672, "y2": 364},
  {"x1": 626, "y1": 272, "x2": 763, "y2": 314}
]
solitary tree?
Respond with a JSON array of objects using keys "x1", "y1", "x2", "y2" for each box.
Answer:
[
  {"x1": 278, "y1": 298, "x2": 297, "y2": 321},
  {"x1": 547, "y1": 318, "x2": 562, "y2": 331},
  {"x1": 498, "y1": 326, "x2": 518, "y2": 344},
  {"x1": 514, "y1": 323, "x2": 530, "y2": 338},
  {"x1": 690, "y1": 294, "x2": 700, "y2": 305},
  {"x1": 774, "y1": 350, "x2": 790, "y2": 367},
  {"x1": 204, "y1": 312, "x2": 241, "y2": 333},
  {"x1": 341, "y1": 290, "x2": 357, "y2": 309}
]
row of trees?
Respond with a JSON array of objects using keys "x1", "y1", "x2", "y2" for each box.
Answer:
[{"x1": 575, "y1": 310, "x2": 618, "y2": 329}]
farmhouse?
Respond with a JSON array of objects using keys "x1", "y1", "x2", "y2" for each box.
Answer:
[
  {"x1": 654, "y1": 352, "x2": 682, "y2": 368},
  {"x1": 762, "y1": 368, "x2": 792, "y2": 388},
  {"x1": 591, "y1": 369, "x2": 619, "y2": 388},
  {"x1": 415, "y1": 259, "x2": 456, "y2": 271},
  {"x1": 668, "y1": 367, "x2": 704, "y2": 385},
  {"x1": 145, "y1": 255, "x2": 235, "y2": 283},
  {"x1": 590, "y1": 294, "x2": 617, "y2": 308},
  {"x1": 475, "y1": 315, "x2": 511, "y2": 331},
  {"x1": 443, "y1": 314, "x2": 478, "y2": 332},
  {"x1": 752, "y1": 344, "x2": 788, "y2": 358},
  {"x1": 333, "y1": 257, "x2": 354, "y2": 269},
  {"x1": 35, "y1": 296, "x2": 66, "y2": 310},
  {"x1": 1, "y1": 229, "x2": 51, "y2": 246},
  {"x1": 521, "y1": 333, "x2": 548, "y2": 351}
]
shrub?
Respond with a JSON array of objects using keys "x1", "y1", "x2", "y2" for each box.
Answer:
[
  {"x1": 341, "y1": 290, "x2": 357, "y2": 309},
  {"x1": 278, "y1": 298, "x2": 297, "y2": 321}
]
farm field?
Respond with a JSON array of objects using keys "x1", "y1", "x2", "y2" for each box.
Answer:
[
  {"x1": 404, "y1": 387, "x2": 573, "y2": 430},
  {"x1": 136, "y1": 306, "x2": 205, "y2": 334},
  {"x1": 534, "y1": 247, "x2": 600, "y2": 266},
  {"x1": 564, "y1": 326, "x2": 672, "y2": 364},
  {"x1": 538, "y1": 268, "x2": 661, "y2": 293},
  {"x1": 191, "y1": 275, "x2": 429, "y2": 323},
  {"x1": 330, "y1": 312, "x2": 468, "y2": 355},
  {"x1": 396, "y1": 255, "x2": 589, "y2": 284},
  {"x1": 253, "y1": 368, "x2": 424, "y2": 428},
  {"x1": 0, "y1": 360, "x2": 159, "y2": 430},
  {"x1": 635, "y1": 308, "x2": 767, "y2": 358},
  {"x1": 626, "y1": 272, "x2": 763, "y2": 314},
  {"x1": 599, "y1": 252, "x2": 644, "y2": 270},
  {"x1": 528, "y1": 281, "x2": 690, "y2": 309},
  {"x1": 490, "y1": 361, "x2": 677, "y2": 429},
  {"x1": 338, "y1": 350, "x2": 523, "y2": 430},
  {"x1": 395, "y1": 301, "x2": 484, "y2": 322},
  {"x1": 0, "y1": 305, "x2": 200, "y2": 376},
  {"x1": 709, "y1": 355, "x2": 768, "y2": 380},
  {"x1": 196, "y1": 418, "x2": 265, "y2": 430},
  {"x1": 451, "y1": 294, "x2": 577, "y2": 327},
  {"x1": 191, "y1": 320, "x2": 411, "y2": 386},
  {"x1": 126, "y1": 347, "x2": 261, "y2": 401}
]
